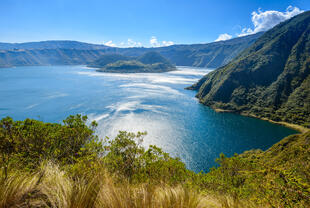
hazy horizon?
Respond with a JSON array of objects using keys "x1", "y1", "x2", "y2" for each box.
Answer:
[{"x1": 0, "y1": 32, "x2": 262, "y2": 47}]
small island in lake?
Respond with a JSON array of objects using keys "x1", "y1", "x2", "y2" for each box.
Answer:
[{"x1": 88, "y1": 51, "x2": 177, "y2": 73}]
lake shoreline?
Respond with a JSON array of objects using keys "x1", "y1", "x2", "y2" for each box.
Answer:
[
  {"x1": 95, "y1": 67, "x2": 177, "y2": 73},
  {"x1": 213, "y1": 107, "x2": 308, "y2": 134}
]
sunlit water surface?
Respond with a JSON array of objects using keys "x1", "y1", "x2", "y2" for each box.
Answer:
[{"x1": 0, "y1": 65, "x2": 297, "y2": 172}]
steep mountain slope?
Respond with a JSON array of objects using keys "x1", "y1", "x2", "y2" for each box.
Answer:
[
  {"x1": 153, "y1": 32, "x2": 263, "y2": 68},
  {"x1": 190, "y1": 11, "x2": 310, "y2": 127},
  {"x1": 0, "y1": 33, "x2": 262, "y2": 68}
]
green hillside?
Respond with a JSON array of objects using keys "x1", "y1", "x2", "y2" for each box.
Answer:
[
  {"x1": 136, "y1": 51, "x2": 171, "y2": 65},
  {"x1": 201, "y1": 130, "x2": 310, "y2": 207},
  {"x1": 95, "y1": 52, "x2": 176, "y2": 73},
  {"x1": 87, "y1": 53, "x2": 134, "y2": 68},
  {"x1": 190, "y1": 11, "x2": 310, "y2": 128}
]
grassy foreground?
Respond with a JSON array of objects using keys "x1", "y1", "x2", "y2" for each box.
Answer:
[
  {"x1": 0, "y1": 162, "x2": 243, "y2": 208},
  {"x1": 0, "y1": 115, "x2": 309, "y2": 207}
]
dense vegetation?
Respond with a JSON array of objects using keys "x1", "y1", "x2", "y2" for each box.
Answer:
[
  {"x1": 202, "y1": 131, "x2": 310, "y2": 207},
  {"x1": 189, "y1": 11, "x2": 310, "y2": 128},
  {"x1": 0, "y1": 33, "x2": 262, "y2": 69},
  {"x1": 136, "y1": 51, "x2": 171, "y2": 65},
  {"x1": 87, "y1": 54, "x2": 133, "y2": 68},
  {"x1": 1, "y1": 115, "x2": 309, "y2": 207},
  {"x1": 94, "y1": 52, "x2": 176, "y2": 73}
]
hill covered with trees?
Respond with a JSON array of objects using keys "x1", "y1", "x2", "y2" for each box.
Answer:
[
  {"x1": 87, "y1": 53, "x2": 133, "y2": 68},
  {"x1": 93, "y1": 52, "x2": 176, "y2": 73},
  {"x1": 189, "y1": 11, "x2": 310, "y2": 128}
]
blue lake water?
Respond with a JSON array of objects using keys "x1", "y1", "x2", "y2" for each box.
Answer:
[{"x1": 0, "y1": 65, "x2": 297, "y2": 172}]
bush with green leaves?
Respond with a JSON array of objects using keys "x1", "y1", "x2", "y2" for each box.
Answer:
[
  {"x1": 103, "y1": 131, "x2": 192, "y2": 184},
  {"x1": 0, "y1": 115, "x2": 101, "y2": 177},
  {"x1": 0, "y1": 115, "x2": 192, "y2": 185}
]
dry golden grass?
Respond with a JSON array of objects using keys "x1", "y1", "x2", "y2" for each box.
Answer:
[
  {"x1": 0, "y1": 171, "x2": 41, "y2": 207},
  {"x1": 96, "y1": 181, "x2": 210, "y2": 208},
  {"x1": 0, "y1": 162, "x2": 257, "y2": 208}
]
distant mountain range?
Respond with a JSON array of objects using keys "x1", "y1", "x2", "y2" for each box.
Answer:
[
  {"x1": 0, "y1": 33, "x2": 262, "y2": 68},
  {"x1": 189, "y1": 11, "x2": 310, "y2": 128},
  {"x1": 0, "y1": 40, "x2": 109, "y2": 50}
]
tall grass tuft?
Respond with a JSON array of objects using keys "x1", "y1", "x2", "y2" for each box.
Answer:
[
  {"x1": 0, "y1": 162, "x2": 255, "y2": 208},
  {"x1": 154, "y1": 186, "x2": 206, "y2": 208},
  {"x1": 96, "y1": 179, "x2": 208, "y2": 208},
  {"x1": 0, "y1": 171, "x2": 40, "y2": 207},
  {"x1": 38, "y1": 162, "x2": 103, "y2": 208},
  {"x1": 37, "y1": 162, "x2": 72, "y2": 208}
]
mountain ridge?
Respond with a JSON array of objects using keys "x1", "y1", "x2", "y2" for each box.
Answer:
[
  {"x1": 0, "y1": 40, "x2": 110, "y2": 50},
  {"x1": 0, "y1": 32, "x2": 263, "y2": 68},
  {"x1": 190, "y1": 11, "x2": 310, "y2": 128}
]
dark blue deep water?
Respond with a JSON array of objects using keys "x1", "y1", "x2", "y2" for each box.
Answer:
[{"x1": 0, "y1": 65, "x2": 297, "y2": 172}]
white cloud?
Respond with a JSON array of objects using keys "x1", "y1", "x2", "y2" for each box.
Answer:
[
  {"x1": 104, "y1": 39, "x2": 142, "y2": 48},
  {"x1": 162, "y1": 40, "x2": 174, "y2": 46},
  {"x1": 215, "y1": 33, "x2": 232, "y2": 42},
  {"x1": 127, "y1": 38, "x2": 142, "y2": 47},
  {"x1": 103, "y1": 37, "x2": 174, "y2": 48},
  {"x1": 150, "y1": 36, "x2": 160, "y2": 47},
  {"x1": 238, "y1": 6, "x2": 303, "y2": 37},
  {"x1": 150, "y1": 36, "x2": 174, "y2": 47},
  {"x1": 103, "y1": 40, "x2": 116, "y2": 47}
]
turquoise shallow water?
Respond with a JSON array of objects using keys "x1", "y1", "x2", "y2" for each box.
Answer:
[{"x1": 0, "y1": 65, "x2": 297, "y2": 172}]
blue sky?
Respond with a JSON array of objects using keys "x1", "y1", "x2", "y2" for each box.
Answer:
[{"x1": 0, "y1": 0, "x2": 309, "y2": 47}]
